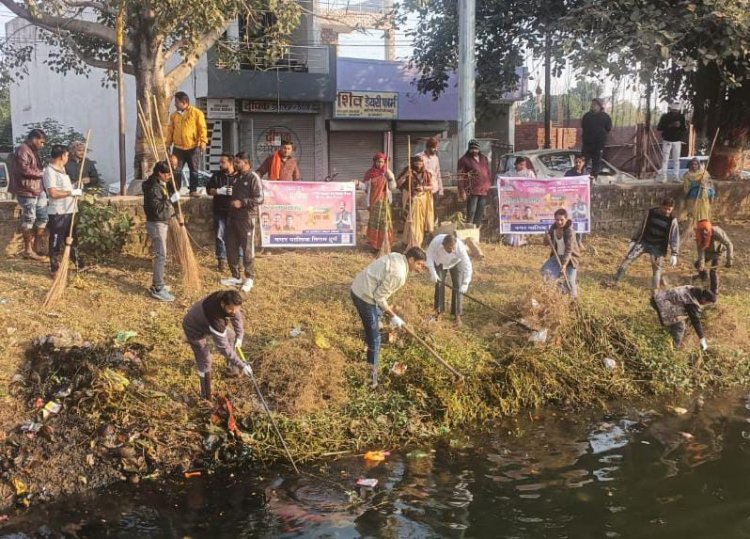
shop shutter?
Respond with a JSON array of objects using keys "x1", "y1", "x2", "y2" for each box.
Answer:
[
  {"x1": 239, "y1": 114, "x2": 317, "y2": 180},
  {"x1": 328, "y1": 131, "x2": 383, "y2": 183}
]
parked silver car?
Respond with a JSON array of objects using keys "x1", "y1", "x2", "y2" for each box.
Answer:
[{"x1": 499, "y1": 150, "x2": 637, "y2": 183}]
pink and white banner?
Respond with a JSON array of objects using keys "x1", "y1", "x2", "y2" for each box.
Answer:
[
  {"x1": 259, "y1": 181, "x2": 356, "y2": 248},
  {"x1": 497, "y1": 176, "x2": 591, "y2": 234}
]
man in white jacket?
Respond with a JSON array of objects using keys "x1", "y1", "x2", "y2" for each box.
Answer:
[{"x1": 427, "y1": 234, "x2": 473, "y2": 326}]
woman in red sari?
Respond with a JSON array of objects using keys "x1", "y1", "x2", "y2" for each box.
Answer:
[{"x1": 363, "y1": 152, "x2": 396, "y2": 251}]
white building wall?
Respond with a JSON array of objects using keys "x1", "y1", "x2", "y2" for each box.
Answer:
[{"x1": 7, "y1": 18, "x2": 207, "y2": 187}]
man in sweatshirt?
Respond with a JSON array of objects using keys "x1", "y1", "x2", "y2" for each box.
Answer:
[
  {"x1": 182, "y1": 289, "x2": 253, "y2": 400},
  {"x1": 650, "y1": 286, "x2": 715, "y2": 351},
  {"x1": 351, "y1": 247, "x2": 427, "y2": 387},
  {"x1": 457, "y1": 139, "x2": 491, "y2": 227},
  {"x1": 221, "y1": 152, "x2": 264, "y2": 293},
  {"x1": 657, "y1": 103, "x2": 687, "y2": 183}
]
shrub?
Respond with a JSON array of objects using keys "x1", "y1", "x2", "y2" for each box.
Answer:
[{"x1": 76, "y1": 192, "x2": 132, "y2": 259}]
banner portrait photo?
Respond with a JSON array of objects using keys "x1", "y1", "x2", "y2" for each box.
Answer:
[
  {"x1": 497, "y1": 176, "x2": 591, "y2": 234},
  {"x1": 259, "y1": 181, "x2": 357, "y2": 248}
]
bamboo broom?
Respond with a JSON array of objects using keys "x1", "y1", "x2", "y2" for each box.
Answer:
[
  {"x1": 43, "y1": 130, "x2": 91, "y2": 309},
  {"x1": 150, "y1": 95, "x2": 201, "y2": 291},
  {"x1": 377, "y1": 131, "x2": 392, "y2": 256}
]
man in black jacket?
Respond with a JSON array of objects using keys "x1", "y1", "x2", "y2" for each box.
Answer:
[
  {"x1": 143, "y1": 161, "x2": 179, "y2": 301},
  {"x1": 206, "y1": 153, "x2": 236, "y2": 272},
  {"x1": 221, "y1": 152, "x2": 264, "y2": 293},
  {"x1": 65, "y1": 141, "x2": 101, "y2": 191},
  {"x1": 581, "y1": 99, "x2": 612, "y2": 179},
  {"x1": 657, "y1": 103, "x2": 687, "y2": 183}
]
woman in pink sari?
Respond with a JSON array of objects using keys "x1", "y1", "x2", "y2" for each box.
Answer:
[{"x1": 363, "y1": 152, "x2": 396, "y2": 250}]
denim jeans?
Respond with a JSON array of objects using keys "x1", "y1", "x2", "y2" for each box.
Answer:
[
  {"x1": 214, "y1": 215, "x2": 227, "y2": 261},
  {"x1": 351, "y1": 291, "x2": 381, "y2": 367},
  {"x1": 17, "y1": 193, "x2": 49, "y2": 230},
  {"x1": 541, "y1": 256, "x2": 578, "y2": 298},
  {"x1": 146, "y1": 221, "x2": 168, "y2": 289},
  {"x1": 173, "y1": 147, "x2": 202, "y2": 193},
  {"x1": 466, "y1": 195, "x2": 486, "y2": 226}
]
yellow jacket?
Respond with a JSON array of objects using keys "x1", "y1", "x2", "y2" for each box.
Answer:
[{"x1": 166, "y1": 105, "x2": 208, "y2": 150}]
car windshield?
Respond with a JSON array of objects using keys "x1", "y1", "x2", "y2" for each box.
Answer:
[{"x1": 539, "y1": 153, "x2": 574, "y2": 173}]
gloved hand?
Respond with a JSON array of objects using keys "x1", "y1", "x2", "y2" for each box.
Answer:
[
  {"x1": 699, "y1": 338, "x2": 708, "y2": 352},
  {"x1": 70, "y1": 188, "x2": 83, "y2": 197},
  {"x1": 670, "y1": 255, "x2": 678, "y2": 267},
  {"x1": 170, "y1": 191, "x2": 181, "y2": 203},
  {"x1": 726, "y1": 259, "x2": 733, "y2": 269},
  {"x1": 460, "y1": 283, "x2": 469, "y2": 294},
  {"x1": 234, "y1": 336, "x2": 243, "y2": 350},
  {"x1": 216, "y1": 186, "x2": 228, "y2": 196},
  {"x1": 242, "y1": 363, "x2": 253, "y2": 377},
  {"x1": 390, "y1": 315, "x2": 405, "y2": 329}
]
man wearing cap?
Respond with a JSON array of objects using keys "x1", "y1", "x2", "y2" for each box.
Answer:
[
  {"x1": 457, "y1": 139, "x2": 491, "y2": 227},
  {"x1": 581, "y1": 99, "x2": 612, "y2": 179},
  {"x1": 417, "y1": 138, "x2": 443, "y2": 224},
  {"x1": 657, "y1": 103, "x2": 687, "y2": 183},
  {"x1": 65, "y1": 141, "x2": 101, "y2": 191}
]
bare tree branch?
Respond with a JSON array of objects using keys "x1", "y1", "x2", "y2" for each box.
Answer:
[
  {"x1": 57, "y1": 30, "x2": 135, "y2": 74},
  {"x1": 0, "y1": 0, "x2": 133, "y2": 51},
  {"x1": 165, "y1": 25, "x2": 225, "y2": 87},
  {"x1": 60, "y1": 0, "x2": 113, "y2": 15}
]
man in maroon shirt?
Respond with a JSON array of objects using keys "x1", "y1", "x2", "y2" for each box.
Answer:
[
  {"x1": 457, "y1": 139, "x2": 491, "y2": 227},
  {"x1": 9, "y1": 129, "x2": 48, "y2": 260},
  {"x1": 256, "y1": 140, "x2": 301, "y2": 181}
]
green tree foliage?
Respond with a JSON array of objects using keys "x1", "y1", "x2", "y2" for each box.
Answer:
[
  {"x1": 0, "y1": 0, "x2": 303, "y2": 174},
  {"x1": 14, "y1": 118, "x2": 85, "y2": 164},
  {"x1": 0, "y1": 87, "x2": 11, "y2": 149}
]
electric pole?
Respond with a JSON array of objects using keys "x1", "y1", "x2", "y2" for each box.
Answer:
[{"x1": 458, "y1": 0, "x2": 476, "y2": 155}]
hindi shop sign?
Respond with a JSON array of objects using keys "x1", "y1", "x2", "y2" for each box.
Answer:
[
  {"x1": 497, "y1": 176, "x2": 591, "y2": 234},
  {"x1": 335, "y1": 91, "x2": 398, "y2": 119},
  {"x1": 259, "y1": 181, "x2": 357, "y2": 248},
  {"x1": 242, "y1": 101, "x2": 321, "y2": 114},
  {"x1": 206, "y1": 98, "x2": 236, "y2": 120}
]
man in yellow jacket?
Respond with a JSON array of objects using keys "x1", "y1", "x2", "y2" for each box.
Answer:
[{"x1": 166, "y1": 91, "x2": 208, "y2": 196}]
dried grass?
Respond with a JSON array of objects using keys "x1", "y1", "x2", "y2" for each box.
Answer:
[{"x1": 167, "y1": 219, "x2": 202, "y2": 290}]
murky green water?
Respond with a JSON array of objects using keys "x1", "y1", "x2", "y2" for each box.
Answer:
[{"x1": 3, "y1": 391, "x2": 750, "y2": 538}]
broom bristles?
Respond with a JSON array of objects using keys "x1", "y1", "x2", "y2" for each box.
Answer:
[
  {"x1": 43, "y1": 246, "x2": 72, "y2": 309},
  {"x1": 168, "y1": 219, "x2": 201, "y2": 290}
]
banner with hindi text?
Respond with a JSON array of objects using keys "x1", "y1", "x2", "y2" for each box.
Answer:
[
  {"x1": 497, "y1": 176, "x2": 591, "y2": 234},
  {"x1": 259, "y1": 181, "x2": 356, "y2": 248}
]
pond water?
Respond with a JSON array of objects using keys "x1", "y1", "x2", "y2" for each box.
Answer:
[{"x1": 3, "y1": 391, "x2": 750, "y2": 538}]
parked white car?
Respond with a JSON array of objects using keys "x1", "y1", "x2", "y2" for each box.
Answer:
[{"x1": 498, "y1": 150, "x2": 637, "y2": 184}]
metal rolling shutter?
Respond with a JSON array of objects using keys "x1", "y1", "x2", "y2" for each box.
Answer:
[
  {"x1": 328, "y1": 131, "x2": 383, "y2": 183},
  {"x1": 239, "y1": 114, "x2": 317, "y2": 180}
]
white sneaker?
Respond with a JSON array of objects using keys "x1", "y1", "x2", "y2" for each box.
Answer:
[
  {"x1": 241, "y1": 278, "x2": 254, "y2": 293},
  {"x1": 220, "y1": 277, "x2": 242, "y2": 287}
]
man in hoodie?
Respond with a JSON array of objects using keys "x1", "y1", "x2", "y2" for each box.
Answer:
[
  {"x1": 206, "y1": 153, "x2": 237, "y2": 272},
  {"x1": 657, "y1": 103, "x2": 687, "y2": 183},
  {"x1": 613, "y1": 198, "x2": 679, "y2": 291},
  {"x1": 182, "y1": 289, "x2": 253, "y2": 400},
  {"x1": 650, "y1": 286, "x2": 715, "y2": 350},
  {"x1": 581, "y1": 99, "x2": 612, "y2": 178},
  {"x1": 221, "y1": 152, "x2": 263, "y2": 293},
  {"x1": 9, "y1": 129, "x2": 48, "y2": 260},
  {"x1": 143, "y1": 161, "x2": 180, "y2": 301}
]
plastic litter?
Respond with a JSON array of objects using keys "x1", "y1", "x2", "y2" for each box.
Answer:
[
  {"x1": 289, "y1": 326, "x2": 303, "y2": 338},
  {"x1": 314, "y1": 333, "x2": 331, "y2": 350},
  {"x1": 356, "y1": 478, "x2": 378, "y2": 488},
  {"x1": 528, "y1": 328, "x2": 548, "y2": 344},
  {"x1": 363, "y1": 450, "x2": 390, "y2": 462},
  {"x1": 42, "y1": 401, "x2": 62, "y2": 419},
  {"x1": 55, "y1": 386, "x2": 72, "y2": 398},
  {"x1": 20, "y1": 421, "x2": 42, "y2": 433},
  {"x1": 184, "y1": 471, "x2": 202, "y2": 479},
  {"x1": 602, "y1": 358, "x2": 617, "y2": 371},
  {"x1": 114, "y1": 330, "x2": 138, "y2": 345},
  {"x1": 390, "y1": 362, "x2": 407, "y2": 376}
]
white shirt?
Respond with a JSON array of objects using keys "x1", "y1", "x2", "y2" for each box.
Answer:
[
  {"x1": 416, "y1": 151, "x2": 443, "y2": 194},
  {"x1": 43, "y1": 165, "x2": 75, "y2": 215},
  {"x1": 351, "y1": 253, "x2": 409, "y2": 310},
  {"x1": 426, "y1": 234, "x2": 473, "y2": 287}
]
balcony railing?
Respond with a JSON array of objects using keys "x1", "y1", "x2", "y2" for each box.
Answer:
[
  {"x1": 320, "y1": 0, "x2": 391, "y2": 14},
  {"x1": 216, "y1": 43, "x2": 330, "y2": 74}
]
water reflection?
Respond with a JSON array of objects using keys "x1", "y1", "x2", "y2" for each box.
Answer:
[{"x1": 2, "y1": 391, "x2": 750, "y2": 538}]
